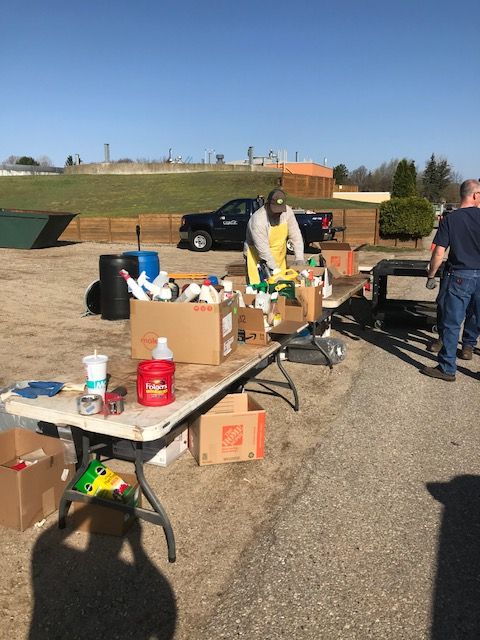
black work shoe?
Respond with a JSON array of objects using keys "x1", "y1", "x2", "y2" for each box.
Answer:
[
  {"x1": 427, "y1": 339, "x2": 443, "y2": 353},
  {"x1": 421, "y1": 366, "x2": 456, "y2": 382},
  {"x1": 460, "y1": 345, "x2": 474, "y2": 360}
]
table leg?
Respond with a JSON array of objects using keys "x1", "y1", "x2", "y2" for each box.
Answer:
[
  {"x1": 247, "y1": 351, "x2": 300, "y2": 411},
  {"x1": 134, "y1": 443, "x2": 176, "y2": 563},
  {"x1": 58, "y1": 431, "x2": 91, "y2": 529}
]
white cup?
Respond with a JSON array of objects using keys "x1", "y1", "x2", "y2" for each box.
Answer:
[{"x1": 83, "y1": 354, "x2": 108, "y2": 398}]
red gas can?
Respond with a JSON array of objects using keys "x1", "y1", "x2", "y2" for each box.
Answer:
[{"x1": 136, "y1": 360, "x2": 176, "y2": 407}]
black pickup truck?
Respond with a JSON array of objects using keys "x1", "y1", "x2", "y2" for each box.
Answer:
[{"x1": 179, "y1": 197, "x2": 344, "y2": 252}]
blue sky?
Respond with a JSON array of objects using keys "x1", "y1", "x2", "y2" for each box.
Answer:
[{"x1": 1, "y1": 0, "x2": 479, "y2": 178}]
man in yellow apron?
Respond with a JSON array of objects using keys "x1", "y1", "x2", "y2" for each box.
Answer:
[{"x1": 244, "y1": 189, "x2": 305, "y2": 284}]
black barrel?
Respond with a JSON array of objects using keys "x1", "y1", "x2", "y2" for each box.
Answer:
[{"x1": 99, "y1": 254, "x2": 139, "y2": 320}]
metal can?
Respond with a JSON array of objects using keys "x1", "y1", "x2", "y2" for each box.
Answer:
[
  {"x1": 77, "y1": 393, "x2": 104, "y2": 415},
  {"x1": 106, "y1": 393, "x2": 124, "y2": 415}
]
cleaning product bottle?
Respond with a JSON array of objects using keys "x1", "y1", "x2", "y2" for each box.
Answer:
[
  {"x1": 137, "y1": 271, "x2": 162, "y2": 298},
  {"x1": 208, "y1": 282, "x2": 221, "y2": 303},
  {"x1": 222, "y1": 280, "x2": 234, "y2": 300},
  {"x1": 267, "y1": 292, "x2": 282, "y2": 327},
  {"x1": 168, "y1": 278, "x2": 180, "y2": 301},
  {"x1": 199, "y1": 279, "x2": 214, "y2": 303},
  {"x1": 151, "y1": 337, "x2": 174, "y2": 361},
  {"x1": 153, "y1": 285, "x2": 172, "y2": 302},
  {"x1": 176, "y1": 282, "x2": 201, "y2": 303},
  {"x1": 119, "y1": 269, "x2": 150, "y2": 301},
  {"x1": 152, "y1": 271, "x2": 169, "y2": 288}
]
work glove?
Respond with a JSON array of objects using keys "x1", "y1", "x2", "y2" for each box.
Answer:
[{"x1": 426, "y1": 277, "x2": 437, "y2": 290}]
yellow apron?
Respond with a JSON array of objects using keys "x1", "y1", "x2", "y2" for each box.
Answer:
[{"x1": 246, "y1": 221, "x2": 288, "y2": 284}]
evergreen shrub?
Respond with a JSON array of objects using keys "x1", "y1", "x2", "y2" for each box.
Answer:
[{"x1": 380, "y1": 197, "x2": 435, "y2": 238}]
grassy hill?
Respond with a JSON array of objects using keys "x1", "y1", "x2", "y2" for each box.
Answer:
[{"x1": 0, "y1": 172, "x2": 374, "y2": 217}]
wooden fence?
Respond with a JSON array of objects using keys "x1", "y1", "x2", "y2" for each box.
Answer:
[
  {"x1": 281, "y1": 174, "x2": 334, "y2": 198},
  {"x1": 59, "y1": 210, "x2": 421, "y2": 248}
]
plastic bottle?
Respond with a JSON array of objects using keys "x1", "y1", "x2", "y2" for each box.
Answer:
[
  {"x1": 151, "y1": 337, "x2": 174, "y2": 361},
  {"x1": 175, "y1": 282, "x2": 201, "y2": 303},
  {"x1": 168, "y1": 278, "x2": 180, "y2": 301},
  {"x1": 119, "y1": 269, "x2": 150, "y2": 301},
  {"x1": 199, "y1": 279, "x2": 214, "y2": 303},
  {"x1": 153, "y1": 285, "x2": 172, "y2": 302},
  {"x1": 152, "y1": 271, "x2": 169, "y2": 288},
  {"x1": 254, "y1": 290, "x2": 271, "y2": 315},
  {"x1": 222, "y1": 280, "x2": 234, "y2": 300},
  {"x1": 137, "y1": 271, "x2": 162, "y2": 298},
  {"x1": 208, "y1": 283, "x2": 221, "y2": 304}
]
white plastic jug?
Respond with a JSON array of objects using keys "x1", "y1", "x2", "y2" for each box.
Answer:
[{"x1": 151, "y1": 337, "x2": 174, "y2": 360}]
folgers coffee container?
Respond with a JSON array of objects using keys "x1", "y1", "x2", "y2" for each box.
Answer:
[{"x1": 137, "y1": 360, "x2": 175, "y2": 406}]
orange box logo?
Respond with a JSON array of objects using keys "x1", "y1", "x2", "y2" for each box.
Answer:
[
  {"x1": 222, "y1": 424, "x2": 243, "y2": 449},
  {"x1": 141, "y1": 332, "x2": 159, "y2": 349},
  {"x1": 193, "y1": 305, "x2": 214, "y2": 312}
]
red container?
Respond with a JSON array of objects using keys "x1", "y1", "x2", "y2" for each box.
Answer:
[{"x1": 137, "y1": 360, "x2": 175, "y2": 407}]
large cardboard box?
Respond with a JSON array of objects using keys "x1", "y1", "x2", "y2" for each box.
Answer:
[
  {"x1": 130, "y1": 296, "x2": 238, "y2": 365},
  {"x1": 71, "y1": 472, "x2": 141, "y2": 537},
  {"x1": 319, "y1": 242, "x2": 359, "y2": 276},
  {"x1": 188, "y1": 394, "x2": 265, "y2": 466},
  {"x1": 0, "y1": 428, "x2": 73, "y2": 531}
]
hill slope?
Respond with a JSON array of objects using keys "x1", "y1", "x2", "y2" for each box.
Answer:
[{"x1": 0, "y1": 172, "x2": 374, "y2": 217}]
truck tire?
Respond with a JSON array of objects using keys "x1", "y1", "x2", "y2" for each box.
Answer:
[{"x1": 189, "y1": 230, "x2": 213, "y2": 252}]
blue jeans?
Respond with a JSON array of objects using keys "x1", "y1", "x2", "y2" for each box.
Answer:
[
  {"x1": 438, "y1": 270, "x2": 480, "y2": 374},
  {"x1": 437, "y1": 276, "x2": 478, "y2": 346}
]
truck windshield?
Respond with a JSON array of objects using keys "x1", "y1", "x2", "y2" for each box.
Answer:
[{"x1": 218, "y1": 201, "x2": 247, "y2": 217}]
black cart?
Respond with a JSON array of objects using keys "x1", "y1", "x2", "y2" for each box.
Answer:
[{"x1": 371, "y1": 259, "x2": 445, "y2": 329}]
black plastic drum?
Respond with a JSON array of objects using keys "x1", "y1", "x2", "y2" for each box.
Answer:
[{"x1": 99, "y1": 254, "x2": 139, "y2": 320}]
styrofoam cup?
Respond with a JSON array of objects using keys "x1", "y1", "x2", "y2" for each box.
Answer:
[{"x1": 83, "y1": 354, "x2": 108, "y2": 398}]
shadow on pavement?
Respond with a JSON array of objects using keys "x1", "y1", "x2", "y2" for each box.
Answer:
[
  {"x1": 29, "y1": 517, "x2": 177, "y2": 639},
  {"x1": 332, "y1": 299, "x2": 478, "y2": 381},
  {"x1": 427, "y1": 476, "x2": 480, "y2": 640}
]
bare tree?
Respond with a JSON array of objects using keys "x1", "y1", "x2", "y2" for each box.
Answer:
[{"x1": 36, "y1": 155, "x2": 53, "y2": 167}]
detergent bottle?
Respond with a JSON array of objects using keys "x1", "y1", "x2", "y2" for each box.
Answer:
[
  {"x1": 199, "y1": 280, "x2": 214, "y2": 303},
  {"x1": 222, "y1": 280, "x2": 234, "y2": 300},
  {"x1": 168, "y1": 278, "x2": 180, "y2": 301}
]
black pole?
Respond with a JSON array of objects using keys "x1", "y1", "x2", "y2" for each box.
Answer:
[{"x1": 136, "y1": 225, "x2": 141, "y2": 251}]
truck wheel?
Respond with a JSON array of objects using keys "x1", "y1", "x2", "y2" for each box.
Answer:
[
  {"x1": 286, "y1": 239, "x2": 295, "y2": 255},
  {"x1": 189, "y1": 230, "x2": 212, "y2": 252}
]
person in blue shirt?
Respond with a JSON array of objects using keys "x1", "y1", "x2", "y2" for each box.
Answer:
[{"x1": 422, "y1": 179, "x2": 480, "y2": 381}]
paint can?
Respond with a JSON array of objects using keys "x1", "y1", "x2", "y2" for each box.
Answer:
[{"x1": 77, "y1": 393, "x2": 104, "y2": 415}]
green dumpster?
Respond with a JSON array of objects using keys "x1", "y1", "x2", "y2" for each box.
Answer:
[{"x1": 0, "y1": 208, "x2": 78, "y2": 249}]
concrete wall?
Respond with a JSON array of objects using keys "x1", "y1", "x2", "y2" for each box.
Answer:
[
  {"x1": 65, "y1": 162, "x2": 281, "y2": 176},
  {"x1": 0, "y1": 164, "x2": 63, "y2": 176},
  {"x1": 333, "y1": 191, "x2": 390, "y2": 204}
]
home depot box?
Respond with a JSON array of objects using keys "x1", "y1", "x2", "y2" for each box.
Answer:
[
  {"x1": 130, "y1": 296, "x2": 238, "y2": 364},
  {"x1": 319, "y1": 242, "x2": 359, "y2": 276},
  {"x1": 71, "y1": 472, "x2": 141, "y2": 537},
  {"x1": 237, "y1": 290, "x2": 306, "y2": 345},
  {"x1": 0, "y1": 428, "x2": 73, "y2": 531},
  {"x1": 188, "y1": 394, "x2": 265, "y2": 466}
]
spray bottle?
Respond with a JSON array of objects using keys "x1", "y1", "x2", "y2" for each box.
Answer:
[
  {"x1": 119, "y1": 269, "x2": 150, "y2": 301},
  {"x1": 137, "y1": 271, "x2": 162, "y2": 298}
]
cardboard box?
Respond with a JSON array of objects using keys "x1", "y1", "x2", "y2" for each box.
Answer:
[
  {"x1": 319, "y1": 242, "x2": 359, "y2": 276},
  {"x1": 237, "y1": 291, "x2": 306, "y2": 345},
  {"x1": 113, "y1": 429, "x2": 189, "y2": 467},
  {"x1": 130, "y1": 296, "x2": 238, "y2": 365},
  {"x1": 188, "y1": 394, "x2": 265, "y2": 466},
  {"x1": 295, "y1": 284, "x2": 323, "y2": 321},
  {"x1": 71, "y1": 472, "x2": 141, "y2": 537},
  {"x1": 0, "y1": 428, "x2": 73, "y2": 531}
]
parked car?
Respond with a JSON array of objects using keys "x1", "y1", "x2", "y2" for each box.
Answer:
[{"x1": 179, "y1": 197, "x2": 345, "y2": 252}]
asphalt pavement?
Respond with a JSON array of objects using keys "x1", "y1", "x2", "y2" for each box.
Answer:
[{"x1": 197, "y1": 275, "x2": 480, "y2": 640}]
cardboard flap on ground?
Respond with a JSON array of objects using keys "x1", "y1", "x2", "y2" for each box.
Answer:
[
  {"x1": 130, "y1": 296, "x2": 238, "y2": 365},
  {"x1": 0, "y1": 428, "x2": 74, "y2": 531},
  {"x1": 188, "y1": 393, "x2": 266, "y2": 466},
  {"x1": 318, "y1": 242, "x2": 360, "y2": 276}
]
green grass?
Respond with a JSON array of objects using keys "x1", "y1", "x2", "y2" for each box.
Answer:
[{"x1": 0, "y1": 173, "x2": 375, "y2": 217}]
